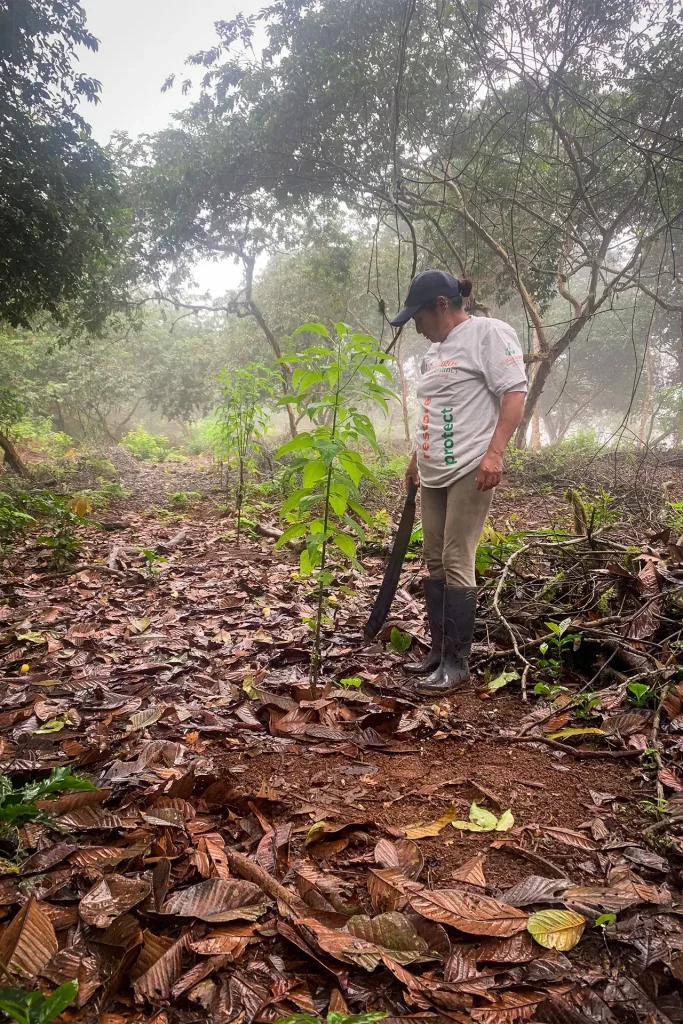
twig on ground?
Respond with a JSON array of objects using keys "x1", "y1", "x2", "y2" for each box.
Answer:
[
  {"x1": 492, "y1": 542, "x2": 533, "y2": 686},
  {"x1": 650, "y1": 686, "x2": 667, "y2": 806},
  {"x1": 500, "y1": 844, "x2": 567, "y2": 879},
  {"x1": 500, "y1": 734, "x2": 641, "y2": 760}
]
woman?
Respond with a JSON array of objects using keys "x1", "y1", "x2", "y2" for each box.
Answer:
[{"x1": 390, "y1": 270, "x2": 527, "y2": 695}]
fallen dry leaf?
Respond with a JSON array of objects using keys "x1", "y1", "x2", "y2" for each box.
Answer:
[
  {"x1": 404, "y1": 806, "x2": 458, "y2": 839},
  {"x1": 409, "y1": 889, "x2": 528, "y2": 937},
  {"x1": 79, "y1": 874, "x2": 151, "y2": 929},
  {"x1": 0, "y1": 898, "x2": 58, "y2": 978},
  {"x1": 452, "y1": 854, "x2": 487, "y2": 888},
  {"x1": 161, "y1": 878, "x2": 270, "y2": 922}
]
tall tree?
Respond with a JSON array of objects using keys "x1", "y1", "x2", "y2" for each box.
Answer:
[
  {"x1": 0, "y1": 0, "x2": 120, "y2": 470},
  {"x1": 136, "y1": 0, "x2": 683, "y2": 444},
  {"x1": 0, "y1": 0, "x2": 118, "y2": 330}
]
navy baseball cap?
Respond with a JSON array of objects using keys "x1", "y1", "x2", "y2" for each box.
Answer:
[{"x1": 390, "y1": 270, "x2": 462, "y2": 326}]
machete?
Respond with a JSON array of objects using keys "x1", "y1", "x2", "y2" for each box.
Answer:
[{"x1": 364, "y1": 480, "x2": 418, "y2": 640}]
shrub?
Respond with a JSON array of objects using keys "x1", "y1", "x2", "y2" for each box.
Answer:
[
  {"x1": 120, "y1": 427, "x2": 170, "y2": 462},
  {"x1": 10, "y1": 416, "x2": 74, "y2": 458}
]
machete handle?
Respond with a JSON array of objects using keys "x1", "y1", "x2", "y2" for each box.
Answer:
[{"x1": 406, "y1": 480, "x2": 418, "y2": 503}]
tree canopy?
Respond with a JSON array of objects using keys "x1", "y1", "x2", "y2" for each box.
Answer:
[
  {"x1": 128, "y1": 0, "x2": 683, "y2": 444},
  {"x1": 0, "y1": 0, "x2": 119, "y2": 330}
]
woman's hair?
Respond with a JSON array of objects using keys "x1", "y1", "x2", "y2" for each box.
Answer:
[{"x1": 425, "y1": 277, "x2": 473, "y2": 310}]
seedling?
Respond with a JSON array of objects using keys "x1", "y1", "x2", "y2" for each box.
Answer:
[
  {"x1": 543, "y1": 619, "x2": 580, "y2": 663},
  {"x1": 389, "y1": 627, "x2": 412, "y2": 654},
  {"x1": 595, "y1": 913, "x2": 617, "y2": 930},
  {"x1": 138, "y1": 548, "x2": 168, "y2": 576},
  {"x1": 0, "y1": 981, "x2": 78, "y2": 1024},
  {"x1": 338, "y1": 677, "x2": 363, "y2": 689},
  {"x1": 215, "y1": 363, "x2": 278, "y2": 546},
  {"x1": 640, "y1": 747, "x2": 659, "y2": 771},
  {"x1": 276, "y1": 323, "x2": 395, "y2": 693},
  {"x1": 533, "y1": 681, "x2": 567, "y2": 701},
  {"x1": 639, "y1": 797, "x2": 668, "y2": 817},
  {"x1": 627, "y1": 682, "x2": 657, "y2": 708},
  {"x1": 572, "y1": 692, "x2": 602, "y2": 721}
]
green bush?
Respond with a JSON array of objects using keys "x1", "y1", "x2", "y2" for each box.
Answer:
[
  {"x1": 74, "y1": 482, "x2": 132, "y2": 509},
  {"x1": 168, "y1": 490, "x2": 202, "y2": 509},
  {"x1": 10, "y1": 416, "x2": 74, "y2": 458},
  {"x1": 362, "y1": 452, "x2": 408, "y2": 497},
  {"x1": 186, "y1": 417, "x2": 220, "y2": 455},
  {"x1": 83, "y1": 456, "x2": 117, "y2": 478},
  {"x1": 505, "y1": 430, "x2": 602, "y2": 479},
  {"x1": 0, "y1": 492, "x2": 34, "y2": 552},
  {"x1": 120, "y1": 427, "x2": 170, "y2": 462}
]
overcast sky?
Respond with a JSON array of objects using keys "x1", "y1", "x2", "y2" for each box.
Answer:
[{"x1": 78, "y1": 0, "x2": 263, "y2": 294}]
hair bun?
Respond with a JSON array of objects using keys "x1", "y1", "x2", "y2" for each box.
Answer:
[{"x1": 459, "y1": 278, "x2": 473, "y2": 298}]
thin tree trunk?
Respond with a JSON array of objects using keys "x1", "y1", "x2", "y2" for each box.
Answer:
[
  {"x1": 638, "y1": 342, "x2": 654, "y2": 443},
  {"x1": 0, "y1": 433, "x2": 29, "y2": 476},
  {"x1": 529, "y1": 328, "x2": 541, "y2": 449},
  {"x1": 516, "y1": 356, "x2": 554, "y2": 447}
]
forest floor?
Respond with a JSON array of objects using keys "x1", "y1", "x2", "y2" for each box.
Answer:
[{"x1": 1, "y1": 449, "x2": 683, "y2": 1024}]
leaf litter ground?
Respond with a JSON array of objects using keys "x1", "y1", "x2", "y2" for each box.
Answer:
[{"x1": 0, "y1": 457, "x2": 683, "y2": 1024}]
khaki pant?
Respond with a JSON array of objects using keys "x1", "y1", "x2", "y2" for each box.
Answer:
[{"x1": 420, "y1": 469, "x2": 493, "y2": 586}]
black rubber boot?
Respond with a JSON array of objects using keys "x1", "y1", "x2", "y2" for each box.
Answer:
[
  {"x1": 416, "y1": 586, "x2": 477, "y2": 695},
  {"x1": 404, "y1": 578, "x2": 445, "y2": 675}
]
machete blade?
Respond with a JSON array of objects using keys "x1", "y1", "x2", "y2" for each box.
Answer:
[{"x1": 364, "y1": 481, "x2": 418, "y2": 640}]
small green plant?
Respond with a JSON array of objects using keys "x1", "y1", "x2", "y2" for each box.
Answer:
[
  {"x1": 640, "y1": 747, "x2": 659, "y2": 771},
  {"x1": 276, "y1": 322, "x2": 395, "y2": 692},
  {"x1": 0, "y1": 980, "x2": 78, "y2": 1024},
  {"x1": 595, "y1": 913, "x2": 617, "y2": 930},
  {"x1": 544, "y1": 618, "x2": 580, "y2": 660},
  {"x1": 0, "y1": 767, "x2": 98, "y2": 829},
  {"x1": 168, "y1": 490, "x2": 202, "y2": 510},
  {"x1": 138, "y1": 548, "x2": 168, "y2": 575},
  {"x1": 476, "y1": 524, "x2": 526, "y2": 576},
  {"x1": 72, "y1": 482, "x2": 131, "y2": 511},
  {"x1": 627, "y1": 682, "x2": 657, "y2": 708},
  {"x1": 639, "y1": 796, "x2": 668, "y2": 816},
  {"x1": 666, "y1": 500, "x2": 683, "y2": 538},
  {"x1": 34, "y1": 495, "x2": 89, "y2": 569},
  {"x1": 371, "y1": 508, "x2": 391, "y2": 540},
  {"x1": 84, "y1": 457, "x2": 117, "y2": 478},
  {"x1": 149, "y1": 506, "x2": 183, "y2": 523},
  {"x1": 338, "y1": 676, "x2": 363, "y2": 689},
  {"x1": 120, "y1": 427, "x2": 169, "y2": 462},
  {"x1": 0, "y1": 493, "x2": 34, "y2": 553},
  {"x1": 389, "y1": 627, "x2": 412, "y2": 653},
  {"x1": 409, "y1": 521, "x2": 423, "y2": 547},
  {"x1": 535, "y1": 647, "x2": 562, "y2": 681},
  {"x1": 573, "y1": 692, "x2": 602, "y2": 721},
  {"x1": 533, "y1": 681, "x2": 567, "y2": 700},
  {"x1": 215, "y1": 363, "x2": 278, "y2": 545},
  {"x1": 275, "y1": 1013, "x2": 386, "y2": 1024}
]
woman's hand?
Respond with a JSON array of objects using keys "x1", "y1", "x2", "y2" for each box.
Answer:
[
  {"x1": 406, "y1": 451, "x2": 420, "y2": 492},
  {"x1": 476, "y1": 448, "x2": 503, "y2": 491}
]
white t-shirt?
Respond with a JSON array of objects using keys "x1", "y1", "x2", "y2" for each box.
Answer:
[{"x1": 415, "y1": 316, "x2": 527, "y2": 487}]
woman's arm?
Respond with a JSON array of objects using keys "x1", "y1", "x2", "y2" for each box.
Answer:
[{"x1": 476, "y1": 391, "x2": 526, "y2": 491}]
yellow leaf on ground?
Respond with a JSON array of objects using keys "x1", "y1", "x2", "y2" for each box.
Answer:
[
  {"x1": 548, "y1": 727, "x2": 604, "y2": 740},
  {"x1": 527, "y1": 908, "x2": 585, "y2": 950},
  {"x1": 405, "y1": 806, "x2": 458, "y2": 839}
]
